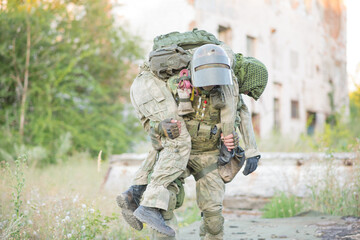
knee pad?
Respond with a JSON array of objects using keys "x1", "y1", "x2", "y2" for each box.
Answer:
[{"x1": 203, "y1": 210, "x2": 224, "y2": 235}]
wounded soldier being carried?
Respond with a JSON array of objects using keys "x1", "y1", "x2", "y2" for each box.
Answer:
[{"x1": 116, "y1": 29, "x2": 268, "y2": 240}]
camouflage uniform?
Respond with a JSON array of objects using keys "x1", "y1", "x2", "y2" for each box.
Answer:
[
  {"x1": 130, "y1": 65, "x2": 191, "y2": 211},
  {"x1": 130, "y1": 43, "x2": 265, "y2": 239}
]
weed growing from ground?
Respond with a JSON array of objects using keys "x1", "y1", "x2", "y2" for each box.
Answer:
[
  {"x1": 1, "y1": 155, "x2": 27, "y2": 239},
  {"x1": 262, "y1": 192, "x2": 304, "y2": 218},
  {"x1": 176, "y1": 198, "x2": 201, "y2": 227},
  {"x1": 308, "y1": 145, "x2": 360, "y2": 216}
]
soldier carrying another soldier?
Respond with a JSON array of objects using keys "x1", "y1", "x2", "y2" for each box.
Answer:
[{"x1": 116, "y1": 29, "x2": 268, "y2": 240}]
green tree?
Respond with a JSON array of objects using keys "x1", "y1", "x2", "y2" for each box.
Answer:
[{"x1": 0, "y1": 0, "x2": 144, "y2": 165}]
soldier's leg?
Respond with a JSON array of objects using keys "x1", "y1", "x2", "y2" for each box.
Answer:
[
  {"x1": 192, "y1": 153, "x2": 225, "y2": 240},
  {"x1": 150, "y1": 183, "x2": 179, "y2": 240},
  {"x1": 116, "y1": 148, "x2": 157, "y2": 230},
  {"x1": 133, "y1": 148, "x2": 158, "y2": 186},
  {"x1": 140, "y1": 124, "x2": 191, "y2": 210},
  {"x1": 134, "y1": 119, "x2": 191, "y2": 236},
  {"x1": 130, "y1": 74, "x2": 191, "y2": 236}
]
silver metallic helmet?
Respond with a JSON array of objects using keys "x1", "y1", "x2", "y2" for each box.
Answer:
[{"x1": 191, "y1": 44, "x2": 233, "y2": 87}]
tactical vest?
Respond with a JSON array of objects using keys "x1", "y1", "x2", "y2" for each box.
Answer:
[
  {"x1": 167, "y1": 72, "x2": 239, "y2": 154},
  {"x1": 148, "y1": 29, "x2": 238, "y2": 153}
]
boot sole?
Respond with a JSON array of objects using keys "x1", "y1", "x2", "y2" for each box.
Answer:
[
  {"x1": 116, "y1": 194, "x2": 143, "y2": 231},
  {"x1": 133, "y1": 207, "x2": 175, "y2": 237}
]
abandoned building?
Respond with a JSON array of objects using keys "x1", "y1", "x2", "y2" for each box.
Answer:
[{"x1": 115, "y1": 0, "x2": 348, "y2": 139}]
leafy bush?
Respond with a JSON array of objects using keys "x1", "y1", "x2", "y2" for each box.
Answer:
[{"x1": 0, "y1": 0, "x2": 145, "y2": 165}]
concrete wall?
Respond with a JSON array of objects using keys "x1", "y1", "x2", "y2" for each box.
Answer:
[
  {"x1": 114, "y1": 0, "x2": 348, "y2": 139},
  {"x1": 105, "y1": 152, "x2": 358, "y2": 209}
]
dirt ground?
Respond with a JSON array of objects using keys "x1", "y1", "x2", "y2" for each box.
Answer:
[{"x1": 178, "y1": 211, "x2": 360, "y2": 240}]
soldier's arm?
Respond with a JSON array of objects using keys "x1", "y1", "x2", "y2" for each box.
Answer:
[{"x1": 237, "y1": 96, "x2": 261, "y2": 159}]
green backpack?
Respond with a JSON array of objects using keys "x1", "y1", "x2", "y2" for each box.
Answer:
[
  {"x1": 152, "y1": 28, "x2": 221, "y2": 51},
  {"x1": 149, "y1": 28, "x2": 221, "y2": 79}
]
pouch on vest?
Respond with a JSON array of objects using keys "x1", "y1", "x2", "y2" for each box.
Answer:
[
  {"x1": 149, "y1": 45, "x2": 191, "y2": 79},
  {"x1": 218, "y1": 143, "x2": 245, "y2": 183},
  {"x1": 177, "y1": 69, "x2": 195, "y2": 115},
  {"x1": 210, "y1": 87, "x2": 226, "y2": 109}
]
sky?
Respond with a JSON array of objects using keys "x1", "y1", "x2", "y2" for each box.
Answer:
[{"x1": 346, "y1": 0, "x2": 360, "y2": 92}]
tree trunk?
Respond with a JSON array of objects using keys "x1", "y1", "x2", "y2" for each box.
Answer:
[{"x1": 19, "y1": 18, "x2": 31, "y2": 142}]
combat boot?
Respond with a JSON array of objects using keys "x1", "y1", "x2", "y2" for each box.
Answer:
[
  {"x1": 116, "y1": 185, "x2": 146, "y2": 231},
  {"x1": 133, "y1": 205, "x2": 176, "y2": 237}
]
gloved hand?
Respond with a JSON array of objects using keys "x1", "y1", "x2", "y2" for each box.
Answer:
[
  {"x1": 243, "y1": 155, "x2": 260, "y2": 176},
  {"x1": 218, "y1": 141, "x2": 233, "y2": 166},
  {"x1": 157, "y1": 118, "x2": 181, "y2": 139}
]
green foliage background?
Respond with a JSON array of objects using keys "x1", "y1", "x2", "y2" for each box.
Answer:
[{"x1": 0, "y1": 0, "x2": 144, "y2": 165}]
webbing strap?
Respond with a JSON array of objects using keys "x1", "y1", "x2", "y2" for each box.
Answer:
[
  {"x1": 193, "y1": 162, "x2": 218, "y2": 181},
  {"x1": 178, "y1": 98, "x2": 190, "y2": 102}
]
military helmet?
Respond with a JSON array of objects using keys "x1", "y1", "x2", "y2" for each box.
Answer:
[{"x1": 191, "y1": 44, "x2": 233, "y2": 87}]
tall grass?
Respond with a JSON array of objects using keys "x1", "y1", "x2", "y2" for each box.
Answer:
[
  {"x1": 0, "y1": 154, "x2": 150, "y2": 239},
  {"x1": 308, "y1": 147, "x2": 360, "y2": 216},
  {"x1": 262, "y1": 142, "x2": 360, "y2": 218}
]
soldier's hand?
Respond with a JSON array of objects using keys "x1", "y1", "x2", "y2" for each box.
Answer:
[
  {"x1": 221, "y1": 132, "x2": 239, "y2": 151},
  {"x1": 158, "y1": 118, "x2": 181, "y2": 139},
  {"x1": 243, "y1": 155, "x2": 260, "y2": 176}
]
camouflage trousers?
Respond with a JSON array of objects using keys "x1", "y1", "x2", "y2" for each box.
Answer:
[
  {"x1": 148, "y1": 151, "x2": 225, "y2": 240},
  {"x1": 130, "y1": 68, "x2": 192, "y2": 211},
  {"x1": 192, "y1": 151, "x2": 225, "y2": 240},
  {"x1": 140, "y1": 127, "x2": 191, "y2": 211}
]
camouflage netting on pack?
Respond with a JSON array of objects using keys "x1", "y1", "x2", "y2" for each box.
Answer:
[
  {"x1": 234, "y1": 53, "x2": 268, "y2": 100},
  {"x1": 153, "y1": 28, "x2": 221, "y2": 51}
]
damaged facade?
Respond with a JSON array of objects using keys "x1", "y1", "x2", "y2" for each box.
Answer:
[{"x1": 115, "y1": 0, "x2": 347, "y2": 139}]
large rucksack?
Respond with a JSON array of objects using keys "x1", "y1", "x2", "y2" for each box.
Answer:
[
  {"x1": 152, "y1": 28, "x2": 221, "y2": 51},
  {"x1": 149, "y1": 29, "x2": 222, "y2": 79}
]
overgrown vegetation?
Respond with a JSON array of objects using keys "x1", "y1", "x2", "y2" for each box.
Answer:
[
  {"x1": 262, "y1": 192, "x2": 304, "y2": 218},
  {"x1": 263, "y1": 152, "x2": 359, "y2": 218},
  {"x1": 307, "y1": 148, "x2": 360, "y2": 216},
  {"x1": 0, "y1": 154, "x2": 203, "y2": 239},
  {"x1": 0, "y1": 0, "x2": 145, "y2": 166},
  {"x1": 262, "y1": 141, "x2": 360, "y2": 218},
  {"x1": 0, "y1": 155, "x2": 153, "y2": 239},
  {"x1": 262, "y1": 87, "x2": 360, "y2": 218}
]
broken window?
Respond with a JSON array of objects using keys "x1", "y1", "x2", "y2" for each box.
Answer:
[
  {"x1": 218, "y1": 25, "x2": 232, "y2": 46},
  {"x1": 291, "y1": 100, "x2": 299, "y2": 119},
  {"x1": 246, "y1": 35, "x2": 256, "y2": 57},
  {"x1": 252, "y1": 113, "x2": 261, "y2": 136},
  {"x1": 306, "y1": 111, "x2": 317, "y2": 135}
]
